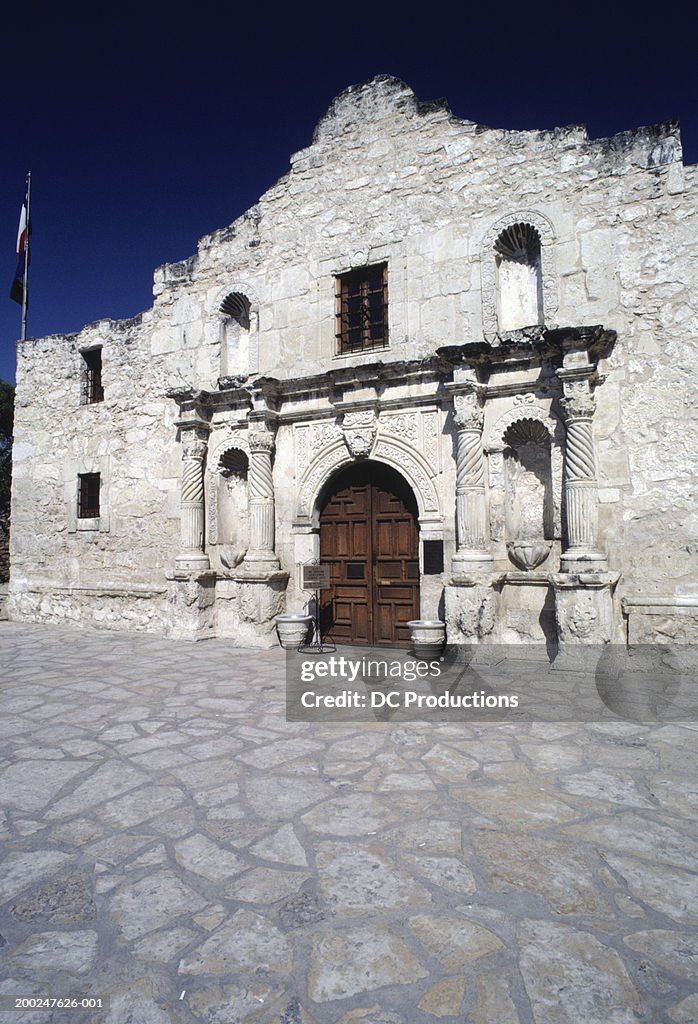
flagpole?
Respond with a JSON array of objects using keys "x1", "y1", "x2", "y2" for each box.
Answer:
[{"x1": 20, "y1": 171, "x2": 31, "y2": 342}]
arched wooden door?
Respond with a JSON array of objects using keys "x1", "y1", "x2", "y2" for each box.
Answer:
[{"x1": 319, "y1": 463, "x2": 419, "y2": 645}]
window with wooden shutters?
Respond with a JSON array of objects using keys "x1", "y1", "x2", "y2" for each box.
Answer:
[{"x1": 335, "y1": 263, "x2": 388, "y2": 354}]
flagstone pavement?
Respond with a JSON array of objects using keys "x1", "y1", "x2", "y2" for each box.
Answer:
[{"x1": 0, "y1": 621, "x2": 697, "y2": 1024}]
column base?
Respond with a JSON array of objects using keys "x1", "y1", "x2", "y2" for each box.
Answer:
[
  {"x1": 166, "y1": 571, "x2": 216, "y2": 641},
  {"x1": 551, "y1": 571, "x2": 620, "y2": 644},
  {"x1": 242, "y1": 552, "x2": 281, "y2": 573},
  {"x1": 216, "y1": 570, "x2": 289, "y2": 647},
  {"x1": 452, "y1": 550, "x2": 494, "y2": 576},
  {"x1": 174, "y1": 553, "x2": 211, "y2": 575},
  {"x1": 445, "y1": 574, "x2": 500, "y2": 643},
  {"x1": 560, "y1": 549, "x2": 606, "y2": 573}
]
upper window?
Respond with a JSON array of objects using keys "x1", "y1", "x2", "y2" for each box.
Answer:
[
  {"x1": 81, "y1": 348, "x2": 104, "y2": 404},
  {"x1": 77, "y1": 473, "x2": 100, "y2": 519},
  {"x1": 335, "y1": 263, "x2": 388, "y2": 355}
]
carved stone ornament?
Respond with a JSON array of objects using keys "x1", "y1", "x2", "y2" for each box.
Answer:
[
  {"x1": 560, "y1": 380, "x2": 596, "y2": 421},
  {"x1": 248, "y1": 429, "x2": 275, "y2": 454},
  {"x1": 449, "y1": 587, "x2": 497, "y2": 639},
  {"x1": 342, "y1": 409, "x2": 377, "y2": 459},
  {"x1": 560, "y1": 392, "x2": 596, "y2": 421},
  {"x1": 453, "y1": 391, "x2": 485, "y2": 431},
  {"x1": 555, "y1": 589, "x2": 599, "y2": 641},
  {"x1": 507, "y1": 540, "x2": 552, "y2": 571},
  {"x1": 182, "y1": 431, "x2": 208, "y2": 461}
]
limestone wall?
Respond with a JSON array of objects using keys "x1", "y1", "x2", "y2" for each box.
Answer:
[
  {"x1": 9, "y1": 76, "x2": 697, "y2": 637},
  {"x1": 9, "y1": 316, "x2": 178, "y2": 630}
]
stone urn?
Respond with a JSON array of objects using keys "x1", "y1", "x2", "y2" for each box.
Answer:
[
  {"x1": 407, "y1": 620, "x2": 446, "y2": 659},
  {"x1": 274, "y1": 614, "x2": 313, "y2": 649},
  {"x1": 507, "y1": 539, "x2": 551, "y2": 571}
]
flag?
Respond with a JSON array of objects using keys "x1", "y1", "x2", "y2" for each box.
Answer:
[{"x1": 10, "y1": 183, "x2": 31, "y2": 306}]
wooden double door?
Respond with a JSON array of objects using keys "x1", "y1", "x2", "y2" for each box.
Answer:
[{"x1": 319, "y1": 463, "x2": 420, "y2": 645}]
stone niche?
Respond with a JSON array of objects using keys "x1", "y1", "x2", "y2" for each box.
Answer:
[
  {"x1": 219, "y1": 292, "x2": 251, "y2": 377},
  {"x1": 495, "y1": 223, "x2": 543, "y2": 331},
  {"x1": 503, "y1": 419, "x2": 553, "y2": 572},
  {"x1": 206, "y1": 436, "x2": 288, "y2": 647},
  {"x1": 215, "y1": 447, "x2": 249, "y2": 571}
]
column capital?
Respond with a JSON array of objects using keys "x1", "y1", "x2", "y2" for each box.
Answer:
[
  {"x1": 557, "y1": 371, "x2": 597, "y2": 421},
  {"x1": 452, "y1": 388, "x2": 486, "y2": 431},
  {"x1": 248, "y1": 428, "x2": 275, "y2": 455},
  {"x1": 560, "y1": 391, "x2": 596, "y2": 422},
  {"x1": 182, "y1": 433, "x2": 208, "y2": 461}
]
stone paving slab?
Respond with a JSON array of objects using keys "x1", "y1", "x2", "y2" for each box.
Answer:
[{"x1": 0, "y1": 621, "x2": 697, "y2": 1023}]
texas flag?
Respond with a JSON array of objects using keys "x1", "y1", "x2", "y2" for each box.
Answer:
[{"x1": 10, "y1": 184, "x2": 30, "y2": 306}]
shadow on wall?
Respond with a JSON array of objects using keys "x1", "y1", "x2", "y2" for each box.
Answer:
[{"x1": 0, "y1": 512, "x2": 9, "y2": 584}]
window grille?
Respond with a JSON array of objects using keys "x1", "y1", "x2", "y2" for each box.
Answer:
[
  {"x1": 335, "y1": 263, "x2": 388, "y2": 354},
  {"x1": 77, "y1": 473, "x2": 100, "y2": 518},
  {"x1": 82, "y1": 349, "x2": 104, "y2": 404}
]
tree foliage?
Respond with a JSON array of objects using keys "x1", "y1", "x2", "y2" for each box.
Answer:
[{"x1": 0, "y1": 380, "x2": 15, "y2": 514}]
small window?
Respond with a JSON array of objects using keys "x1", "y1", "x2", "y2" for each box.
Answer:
[
  {"x1": 77, "y1": 473, "x2": 100, "y2": 518},
  {"x1": 423, "y1": 540, "x2": 444, "y2": 575},
  {"x1": 336, "y1": 263, "x2": 388, "y2": 354},
  {"x1": 81, "y1": 349, "x2": 104, "y2": 404}
]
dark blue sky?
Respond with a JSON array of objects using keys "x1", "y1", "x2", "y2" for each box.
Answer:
[{"x1": 2, "y1": 7, "x2": 696, "y2": 384}]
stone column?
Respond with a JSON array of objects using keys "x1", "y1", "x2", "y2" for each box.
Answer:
[
  {"x1": 452, "y1": 390, "x2": 493, "y2": 574},
  {"x1": 175, "y1": 424, "x2": 210, "y2": 574},
  {"x1": 245, "y1": 425, "x2": 280, "y2": 570},
  {"x1": 559, "y1": 380, "x2": 605, "y2": 569}
]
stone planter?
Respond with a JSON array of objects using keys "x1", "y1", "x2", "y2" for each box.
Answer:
[
  {"x1": 407, "y1": 620, "x2": 446, "y2": 659},
  {"x1": 274, "y1": 614, "x2": 313, "y2": 649}
]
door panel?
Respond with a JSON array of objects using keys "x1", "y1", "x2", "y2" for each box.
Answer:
[{"x1": 319, "y1": 463, "x2": 419, "y2": 645}]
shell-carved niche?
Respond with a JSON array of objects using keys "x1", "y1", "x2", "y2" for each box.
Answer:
[
  {"x1": 495, "y1": 223, "x2": 543, "y2": 331},
  {"x1": 216, "y1": 448, "x2": 249, "y2": 569},
  {"x1": 480, "y1": 211, "x2": 558, "y2": 337},
  {"x1": 214, "y1": 286, "x2": 262, "y2": 378},
  {"x1": 503, "y1": 419, "x2": 553, "y2": 570}
]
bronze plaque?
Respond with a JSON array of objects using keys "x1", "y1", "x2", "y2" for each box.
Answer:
[{"x1": 301, "y1": 562, "x2": 331, "y2": 590}]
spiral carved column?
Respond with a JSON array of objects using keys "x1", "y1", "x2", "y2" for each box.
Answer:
[
  {"x1": 175, "y1": 426, "x2": 211, "y2": 573},
  {"x1": 559, "y1": 386, "x2": 605, "y2": 568},
  {"x1": 452, "y1": 391, "x2": 493, "y2": 574},
  {"x1": 246, "y1": 427, "x2": 279, "y2": 570}
]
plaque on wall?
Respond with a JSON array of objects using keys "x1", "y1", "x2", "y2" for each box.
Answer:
[{"x1": 301, "y1": 561, "x2": 331, "y2": 590}]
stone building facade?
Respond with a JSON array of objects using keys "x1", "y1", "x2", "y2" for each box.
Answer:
[{"x1": 8, "y1": 76, "x2": 698, "y2": 646}]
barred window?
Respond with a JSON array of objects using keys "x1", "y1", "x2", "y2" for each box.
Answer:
[
  {"x1": 336, "y1": 263, "x2": 388, "y2": 354},
  {"x1": 77, "y1": 473, "x2": 100, "y2": 518},
  {"x1": 81, "y1": 348, "x2": 104, "y2": 404}
]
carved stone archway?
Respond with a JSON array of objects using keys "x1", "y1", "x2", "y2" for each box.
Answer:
[{"x1": 295, "y1": 437, "x2": 442, "y2": 535}]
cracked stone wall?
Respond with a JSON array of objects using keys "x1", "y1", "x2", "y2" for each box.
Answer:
[{"x1": 9, "y1": 76, "x2": 698, "y2": 636}]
